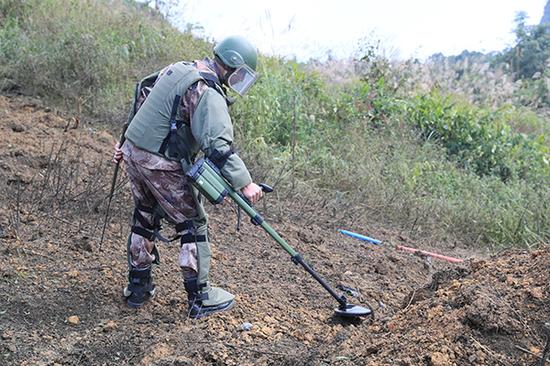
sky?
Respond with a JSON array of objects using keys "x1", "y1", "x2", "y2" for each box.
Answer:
[{"x1": 163, "y1": 0, "x2": 547, "y2": 62}]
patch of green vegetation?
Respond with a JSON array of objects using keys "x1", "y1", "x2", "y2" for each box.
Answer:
[
  {"x1": 1, "y1": 0, "x2": 548, "y2": 248},
  {"x1": 0, "y1": 0, "x2": 211, "y2": 118},
  {"x1": 408, "y1": 92, "x2": 549, "y2": 183}
]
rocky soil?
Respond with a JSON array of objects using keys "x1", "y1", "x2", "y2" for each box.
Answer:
[{"x1": 0, "y1": 95, "x2": 548, "y2": 365}]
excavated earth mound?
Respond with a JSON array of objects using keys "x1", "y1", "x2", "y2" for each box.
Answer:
[{"x1": 0, "y1": 95, "x2": 548, "y2": 365}]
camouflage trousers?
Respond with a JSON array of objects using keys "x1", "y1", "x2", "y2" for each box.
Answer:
[{"x1": 122, "y1": 140, "x2": 206, "y2": 275}]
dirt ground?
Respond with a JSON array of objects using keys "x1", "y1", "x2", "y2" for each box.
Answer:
[{"x1": 0, "y1": 95, "x2": 549, "y2": 365}]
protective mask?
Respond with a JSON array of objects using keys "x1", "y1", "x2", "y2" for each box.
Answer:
[{"x1": 227, "y1": 64, "x2": 257, "y2": 96}]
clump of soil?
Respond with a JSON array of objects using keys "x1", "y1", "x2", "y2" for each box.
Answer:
[{"x1": 0, "y1": 95, "x2": 548, "y2": 365}]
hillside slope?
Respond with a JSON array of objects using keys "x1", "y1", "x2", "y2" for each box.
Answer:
[{"x1": 0, "y1": 95, "x2": 548, "y2": 365}]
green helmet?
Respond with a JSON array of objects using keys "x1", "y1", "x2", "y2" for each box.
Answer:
[
  {"x1": 213, "y1": 35, "x2": 257, "y2": 71},
  {"x1": 214, "y1": 36, "x2": 258, "y2": 96}
]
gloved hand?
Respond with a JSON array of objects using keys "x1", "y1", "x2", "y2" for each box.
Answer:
[
  {"x1": 113, "y1": 142, "x2": 123, "y2": 163},
  {"x1": 241, "y1": 182, "x2": 263, "y2": 204}
]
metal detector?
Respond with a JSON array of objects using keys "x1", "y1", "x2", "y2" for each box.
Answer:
[{"x1": 187, "y1": 158, "x2": 372, "y2": 319}]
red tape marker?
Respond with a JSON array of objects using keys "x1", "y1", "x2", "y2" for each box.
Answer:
[{"x1": 396, "y1": 245, "x2": 464, "y2": 263}]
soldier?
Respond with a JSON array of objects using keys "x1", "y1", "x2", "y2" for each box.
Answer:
[{"x1": 112, "y1": 35, "x2": 263, "y2": 318}]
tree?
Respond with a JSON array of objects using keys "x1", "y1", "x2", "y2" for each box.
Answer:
[{"x1": 500, "y1": 12, "x2": 550, "y2": 80}]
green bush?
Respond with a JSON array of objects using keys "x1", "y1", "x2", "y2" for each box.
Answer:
[
  {"x1": 0, "y1": 0, "x2": 211, "y2": 119},
  {"x1": 1, "y1": 0, "x2": 548, "y2": 249},
  {"x1": 407, "y1": 92, "x2": 549, "y2": 183}
]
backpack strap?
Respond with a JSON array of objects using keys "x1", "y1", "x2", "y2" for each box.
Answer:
[
  {"x1": 133, "y1": 82, "x2": 140, "y2": 116},
  {"x1": 158, "y1": 94, "x2": 182, "y2": 155}
]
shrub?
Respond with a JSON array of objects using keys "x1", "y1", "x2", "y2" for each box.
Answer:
[
  {"x1": 1, "y1": 0, "x2": 548, "y2": 249},
  {"x1": 407, "y1": 92, "x2": 549, "y2": 183},
  {"x1": 0, "y1": 0, "x2": 211, "y2": 119}
]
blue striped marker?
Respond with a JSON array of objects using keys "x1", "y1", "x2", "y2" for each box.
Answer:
[{"x1": 338, "y1": 229, "x2": 382, "y2": 245}]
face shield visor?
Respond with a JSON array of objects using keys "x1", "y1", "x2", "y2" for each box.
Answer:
[{"x1": 227, "y1": 64, "x2": 257, "y2": 96}]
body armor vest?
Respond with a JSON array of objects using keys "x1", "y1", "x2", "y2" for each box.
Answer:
[{"x1": 125, "y1": 62, "x2": 204, "y2": 162}]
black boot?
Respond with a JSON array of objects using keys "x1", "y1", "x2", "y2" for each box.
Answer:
[
  {"x1": 124, "y1": 267, "x2": 156, "y2": 308},
  {"x1": 184, "y1": 276, "x2": 235, "y2": 319}
]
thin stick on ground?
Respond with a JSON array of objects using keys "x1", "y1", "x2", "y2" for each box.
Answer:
[
  {"x1": 515, "y1": 345, "x2": 550, "y2": 363},
  {"x1": 403, "y1": 289, "x2": 416, "y2": 311}
]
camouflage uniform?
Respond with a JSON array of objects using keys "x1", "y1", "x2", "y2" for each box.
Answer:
[
  {"x1": 122, "y1": 140, "x2": 203, "y2": 272},
  {"x1": 123, "y1": 58, "x2": 248, "y2": 277}
]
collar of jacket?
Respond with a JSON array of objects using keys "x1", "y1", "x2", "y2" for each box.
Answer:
[{"x1": 196, "y1": 58, "x2": 235, "y2": 106}]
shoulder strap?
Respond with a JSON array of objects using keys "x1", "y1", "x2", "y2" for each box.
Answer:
[{"x1": 158, "y1": 94, "x2": 182, "y2": 155}]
